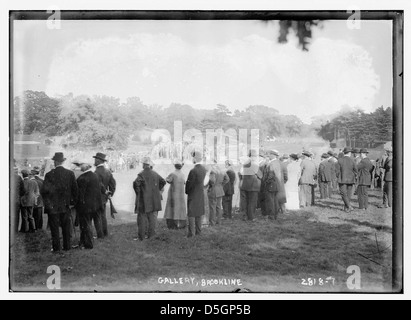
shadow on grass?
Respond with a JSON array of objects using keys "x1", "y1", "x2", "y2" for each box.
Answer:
[{"x1": 10, "y1": 210, "x2": 393, "y2": 293}]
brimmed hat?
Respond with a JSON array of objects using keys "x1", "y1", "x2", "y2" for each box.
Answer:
[
  {"x1": 269, "y1": 149, "x2": 279, "y2": 156},
  {"x1": 342, "y1": 147, "x2": 352, "y2": 154},
  {"x1": 302, "y1": 151, "x2": 311, "y2": 157},
  {"x1": 327, "y1": 150, "x2": 334, "y2": 156},
  {"x1": 321, "y1": 153, "x2": 329, "y2": 159},
  {"x1": 142, "y1": 156, "x2": 153, "y2": 166},
  {"x1": 359, "y1": 148, "x2": 369, "y2": 154},
  {"x1": 93, "y1": 152, "x2": 107, "y2": 162},
  {"x1": 282, "y1": 153, "x2": 289, "y2": 159},
  {"x1": 51, "y1": 152, "x2": 66, "y2": 162},
  {"x1": 21, "y1": 169, "x2": 30, "y2": 176},
  {"x1": 352, "y1": 148, "x2": 360, "y2": 154}
]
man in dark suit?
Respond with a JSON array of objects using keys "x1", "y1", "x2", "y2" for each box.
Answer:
[
  {"x1": 31, "y1": 166, "x2": 44, "y2": 230},
  {"x1": 75, "y1": 162, "x2": 104, "y2": 249},
  {"x1": 41, "y1": 152, "x2": 78, "y2": 252},
  {"x1": 335, "y1": 147, "x2": 358, "y2": 212},
  {"x1": 133, "y1": 157, "x2": 166, "y2": 241},
  {"x1": 208, "y1": 163, "x2": 229, "y2": 226},
  {"x1": 223, "y1": 160, "x2": 236, "y2": 219},
  {"x1": 318, "y1": 153, "x2": 332, "y2": 199},
  {"x1": 357, "y1": 149, "x2": 374, "y2": 210},
  {"x1": 93, "y1": 152, "x2": 116, "y2": 238},
  {"x1": 185, "y1": 151, "x2": 207, "y2": 237}
]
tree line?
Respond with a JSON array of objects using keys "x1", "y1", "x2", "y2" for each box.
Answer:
[
  {"x1": 316, "y1": 106, "x2": 393, "y2": 148},
  {"x1": 13, "y1": 90, "x2": 392, "y2": 150},
  {"x1": 13, "y1": 91, "x2": 313, "y2": 150}
]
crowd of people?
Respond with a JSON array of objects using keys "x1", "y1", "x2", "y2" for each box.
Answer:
[{"x1": 11, "y1": 145, "x2": 393, "y2": 253}]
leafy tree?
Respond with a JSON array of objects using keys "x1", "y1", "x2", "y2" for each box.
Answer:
[{"x1": 14, "y1": 90, "x2": 62, "y2": 135}]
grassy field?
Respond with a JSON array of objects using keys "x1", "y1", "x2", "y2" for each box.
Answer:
[
  {"x1": 11, "y1": 136, "x2": 392, "y2": 293},
  {"x1": 10, "y1": 184, "x2": 393, "y2": 293}
]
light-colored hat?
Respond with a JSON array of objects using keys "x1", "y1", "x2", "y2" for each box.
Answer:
[
  {"x1": 142, "y1": 157, "x2": 153, "y2": 166},
  {"x1": 269, "y1": 149, "x2": 279, "y2": 156}
]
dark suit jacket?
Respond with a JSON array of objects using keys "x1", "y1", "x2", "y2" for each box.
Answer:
[
  {"x1": 76, "y1": 171, "x2": 104, "y2": 214},
  {"x1": 41, "y1": 166, "x2": 78, "y2": 214},
  {"x1": 261, "y1": 161, "x2": 280, "y2": 193},
  {"x1": 318, "y1": 160, "x2": 333, "y2": 182},
  {"x1": 357, "y1": 157, "x2": 374, "y2": 186},
  {"x1": 223, "y1": 168, "x2": 236, "y2": 196},
  {"x1": 133, "y1": 168, "x2": 166, "y2": 214},
  {"x1": 185, "y1": 164, "x2": 207, "y2": 217},
  {"x1": 336, "y1": 156, "x2": 358, "y2": 184},
  {"x1": 95, "y1": 165, "x2": 116, "y2": 203},
  {"x1": 33, "y1": 176, "x2": 44, "y2": 208}
]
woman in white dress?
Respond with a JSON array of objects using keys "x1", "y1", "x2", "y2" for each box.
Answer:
[{"x1": 285, "y1": 153, "x2": 301, "y2": 210}]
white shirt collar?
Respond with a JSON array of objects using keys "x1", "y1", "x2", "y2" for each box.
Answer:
[
  {"x1": 84, "y1": 168, "x2": 93, "y2": 174},
  {"x1": 97, "y1": 163, "x2": 105, "y2": 168}
]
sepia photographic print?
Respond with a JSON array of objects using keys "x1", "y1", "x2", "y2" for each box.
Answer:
[{"x1": 8, "y1": 7, "x2": 404, "y2": 296}]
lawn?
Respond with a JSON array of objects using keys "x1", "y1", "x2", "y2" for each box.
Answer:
[{"x1": 10, "y1": 185, "x2": 393, "y2": 293}]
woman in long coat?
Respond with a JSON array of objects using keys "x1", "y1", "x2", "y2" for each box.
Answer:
[{"x1": 164, "y1": 160, "x2": 187, "y2": 229}]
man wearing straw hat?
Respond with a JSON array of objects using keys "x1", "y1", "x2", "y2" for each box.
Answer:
[
  {"x1": 41, "y1": 152, "x2": 78, "y2": 252},
  {"x1": 93, "y1": 152, "x2": 116, "y2": 238},
  {"x1": 133, "y1": 156, "x2": 166, "y2": 241}
]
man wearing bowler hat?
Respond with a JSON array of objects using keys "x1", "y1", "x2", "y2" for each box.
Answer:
[
  {"x1": 356, "y1": 149, "x2": 374, "y2": 210},
  {"x1": 335, "y1": 147, "x2": 358, "y2": 212},
  {"x1": 93, "y1": 152, "x2": 116, "y2": 238},
  {"x1": 41, "y1": 152, "x2": 78, "y2": 252}
]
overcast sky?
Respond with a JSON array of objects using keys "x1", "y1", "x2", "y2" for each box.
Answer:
[{"x1": 13, "y1": 19, "x2": 392, "y2": 123}]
